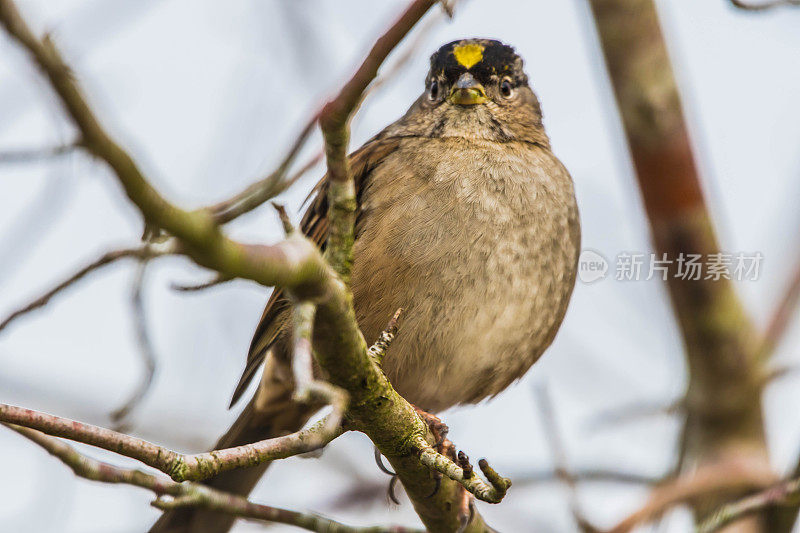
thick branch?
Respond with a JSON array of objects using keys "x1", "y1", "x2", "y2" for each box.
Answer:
[
  {"x1": 0, "y1": 404, "x2": 341, "y2": 482},
  {"x1": 588, "y1": 0, "x2": 770, "y2": 529},
  {"x1": 7, "y1": 425, "x2": 417, "y2": 533},
  {"x1": 0, "y1": 0, "x2": 331, "y2": 294}
]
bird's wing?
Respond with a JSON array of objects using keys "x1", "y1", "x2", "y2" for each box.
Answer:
[{"x1": 229, "y1": 134, "x2": 403, "y2": 406}]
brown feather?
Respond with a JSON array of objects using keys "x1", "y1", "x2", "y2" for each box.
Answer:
[{"x1": 228, "y1": 134, "x2": 403, "y2": 406}]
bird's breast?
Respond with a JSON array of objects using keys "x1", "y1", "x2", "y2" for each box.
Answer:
[{"x1": 350, "y1": 137, "x2": 580, "y2": 412}]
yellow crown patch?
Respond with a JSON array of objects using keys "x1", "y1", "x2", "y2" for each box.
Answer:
[{"x1": 452, "y1": 43, "x2": 484, "y2": 69}]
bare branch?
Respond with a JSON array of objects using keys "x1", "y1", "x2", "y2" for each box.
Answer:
[
  {"x1": 6, "y1": 425, "x2": 418, "y2": 533},
  {"x1": 605, "y1": 462, "x2": 777, "y2": 533},
  {"x1": 291, "y1": 301, "x2": 348, "y2": 446},
  {"x1": 170, "y1": 274, "x2": 232, "y2": 293},
  {"x1": 730, "y1": 0, "x2": 800, "y2": 10},
  {"x1": 319, "y1": 0, "x2": 439, "y2": 280},
  {"x1": 0, "y1": 140, "x2": 80, "y2": 164},
  {"x1": 110, "y1": 260, "x2": 157, "y2": 427},
  {"x1": 0, "y1": 403, "x2": 341, "y2": 482},
  {"x1": 0, "y1": 245, "x2": 171, "y2": 334},
  {"x1": 0, "y1": 0, "x2": 330, "y2": 293},
  {"x1": 699, "y1": 476, "x2": 800, "y2": 533}
]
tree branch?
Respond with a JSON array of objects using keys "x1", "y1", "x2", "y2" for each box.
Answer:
[
  {"x1": 0, "y1": 0, "x2": 331, "y2": 294},
  {"x1": 605, "y1": 462, "x2": 776, "y2": 533},
  {"x1": 0, "y1": 244, "x2": 172, "y2": 334},
  {"x1": 205, "y1": 121, "x2": 321, "y2": 225},
  {"x1": 5, "y1": 425, "x2": 419, "y2": 533},
  {"x1": 699, "y1": 476, "x2": 800, "y2": 533},
  {"x1": 0, "y1": 403, "x2": 341, "y2": 482},
  {"x1": 110, "y1": 259, "x2": 158, "y2": 428},
  {"x1": 588, "y1": 0, "x2": 771, "y2": 528},
  {"x1": 0, "y1": 140, "x2": 80, "y2": 163}
]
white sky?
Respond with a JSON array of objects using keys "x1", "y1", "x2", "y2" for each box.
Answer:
[{"x1": 0, "y1": 1, "x2": 799, "y2": 531}]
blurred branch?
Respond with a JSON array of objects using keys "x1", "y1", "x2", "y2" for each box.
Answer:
[
  {"x1": 0, "y1": 244, "x2": 172, "y2": 334},
  {"x1": 761, "y1": 251, "x2": 800, "y2": 356},
  {"x1": 699, "y1": 476, "x2": 800, "y2": 533},
  {"x1": 110, "y1": 259, "x2": 157, "y2": 428},
  {"x1": 588, "y1": 397, "x2": 685, "y2": 430},
  {"x1": 605, "y1": 462, "x2": 776, "y2": 533},
  {"x1": 205, "y1": 119, "x2": 320, "y2": 225},
  {"x1": 0, "y1": 140, "x2": 80, "y2": 163},
  {"x1": 512, "y1": 467, "x2": 662, "y2": 487},
  {"x1": 730, "y1": 0, "x2": 800, "y2": 11},
  {"x1": 535, "y1": 385, "x2": 598, "y2": 532},
  {"x1": 588, "y1": 0, "x2": 771, "y2": 529},
  {"x1": 0, "y1": 403, "x2": 342, "y2": 482},
  {"x1": 6, "y1": 425, "x2": 418, "y2": 533}
]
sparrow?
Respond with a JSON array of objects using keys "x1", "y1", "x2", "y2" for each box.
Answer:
[{"x1": 150, "y1": 38, "x2": 580, "y2": 533}]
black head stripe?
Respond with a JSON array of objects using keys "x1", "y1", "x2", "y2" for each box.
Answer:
[{"x1": 428, "y1": 39, "x2": 528, "y2": 86}]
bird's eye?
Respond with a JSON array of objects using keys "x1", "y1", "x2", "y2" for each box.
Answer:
[
  {"x1": 428, "y1": 80, "x2": 440, "y2": 101},
  {"x1": 500, "y1": 78, "x2": 514, "y2": 99}
]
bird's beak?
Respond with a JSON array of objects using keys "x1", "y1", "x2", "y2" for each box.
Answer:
[{"x1": 448, "y1": 73, "x2": 487, "y2": 106}]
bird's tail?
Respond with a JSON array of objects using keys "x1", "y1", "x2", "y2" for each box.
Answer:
[{"x1": 147, "y1": 358, "x2": 318, "y2": 533}]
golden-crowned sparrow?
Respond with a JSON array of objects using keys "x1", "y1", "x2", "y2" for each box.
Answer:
[{"x1": 150, "y1": 38, "x2": 580, "y2": 533}]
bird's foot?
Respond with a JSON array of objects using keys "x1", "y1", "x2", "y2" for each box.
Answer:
[
  {"x1": 456, "y1": 486, "x2": 475, "y2": 533},
  {"x1": 413, "y1": 406, "x2": 452, "y2": 456}
]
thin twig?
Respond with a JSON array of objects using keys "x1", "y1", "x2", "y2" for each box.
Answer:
[
  {"x1": 411, "y1": 435, "x2": 511, "y2": 504},
  {"x1": 205, "y1": 120, "x2": 321, "y2": 225},
  {"x1": 587, "y1": 397, "x2": 685, "y2": 430},
  {"x1": 5, "y1": 425, "x2": 418, "y2": 533},
  {"x1": 730, "y1": 0, "x2": 800, "y2": 10},
  {"x1": 110, "y1": 259, "x2": 157, "y2": 427},
  {"x1": 367, "y1": 308, "x2": 402, "y2": 364},
  {"x1": 0, "y1": 140, "x2": 80, "y2": 163},
  {"x1": 0, "y1": 245, "x2": 171, "y2": 334},
  {"x1": 0, "y1": 403, "x2": 342, "y2": 482},
  {"x1": 171, "y1": 274, "x2": 232, "y2": 293}
]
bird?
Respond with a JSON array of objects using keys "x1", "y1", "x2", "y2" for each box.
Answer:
[{"x1": 149, "y1": 37, "x2": 580, "y2": 533}]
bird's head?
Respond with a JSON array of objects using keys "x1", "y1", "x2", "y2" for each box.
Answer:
[{"x1": 391, "y1": 38, "x2": 549, "y2": 147}]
